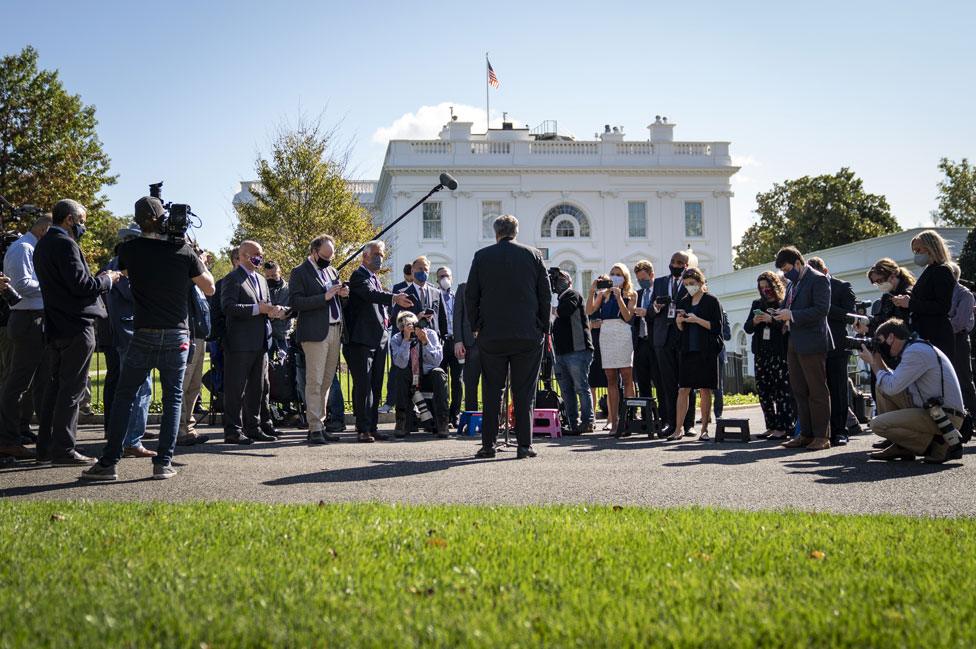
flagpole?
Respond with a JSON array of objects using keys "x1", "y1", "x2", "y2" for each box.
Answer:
[{"x1": 485, "y1": 52, "x2": 490, "y2": 134}]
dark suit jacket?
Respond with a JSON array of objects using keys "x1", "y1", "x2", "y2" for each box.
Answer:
[
  {"x1": 345, "y1": 265, "x2": 394, "y2": 348},
  {"x1": 648, "y1": 274, "x2": 690, "y2": 348},
  {"x1": 208, "y1": 273, "x2": 229, "y2": 341},
  {"x1": 221, "y1": 266, "x2": 271, "y2": 353},
  {"x1": 826, "y1": 276, "x2": 856, "y2": 358},
  {"x1": 465, "y1": 238, "x2": 550, "y2": 343},
  {"x1": 785, "y1": 266, "x2": 832, "y2": 354},
  {"x1": 391, "y1": 282, "x2": 440, "y2": 331},
  {"x1": 630, "y1": 286, "x2": 655, "y2": 345},
  {"x1": 288, "y1": 259, "x2": 342, "y2": 344},
  {"x1": 453, "y1": 282, "x2": 476, "y2": 348},
  {"x1": 909, "y1": 263, "x2": 955, "y2": 353},
  {"x1": 33, "y1": 226, "x2": 111, "y2": 339}
]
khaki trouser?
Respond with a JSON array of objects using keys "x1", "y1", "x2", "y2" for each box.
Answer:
[
  {"x1": 302, "y1": 325, "x2": 342, "y2": 432},
  {"x1": 179, "y1": 338, "x2": 206, "y2": 435},
  {"x1": 870, "y1": 388, "x2": 963, "y2": 455}
]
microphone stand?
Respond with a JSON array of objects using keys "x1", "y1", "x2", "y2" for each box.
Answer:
[{"x1": 335, "y1": 182, "x2": 447, "y2": 273}]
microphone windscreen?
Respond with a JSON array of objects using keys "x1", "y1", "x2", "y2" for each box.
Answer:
[{"x1": 439, "y1": 173, "x2": 459, "y2": 190}]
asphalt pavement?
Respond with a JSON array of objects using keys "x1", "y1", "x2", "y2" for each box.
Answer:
[{"x1": 2, "y1": 405, "x2": 974, "y2": 517}]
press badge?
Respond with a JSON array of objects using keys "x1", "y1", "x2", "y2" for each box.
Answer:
[
  {"x1": 667, "y1": 303, "x2": 676, "y2": 319},
  {"x1": 763, "y1": 327, "x2": 771, "y2": 341}
]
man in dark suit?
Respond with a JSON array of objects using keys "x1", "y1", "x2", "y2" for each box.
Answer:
[
  {"x1": 220, "y1": 240, "x2": 283, "y2": 444},
  {"x1": 379, "y1": 263, "x2": 415, "y2": 415},
  {"x1": 466, "y1": 215, "x2": 551, "y2": 459},
  {"x1": 289, "y1": 234, "x2": 349, "y2": 444},
  {"x1": 453, "y1": 281, "x2": 481, "y2": 412},
  {"x1": 808, "y1": 257, "x2": 856, "y2": 446},
  {"x1": 32, "y1": 199, "x2": 120, "y2": 465},
  {"x1": 630, "y1": 259, "x2": 660, "y2": 411},
  {"x1": 391, "y1": 263, "x2": 413, "y2": 295},
  {"x1": 649, "y1": 250, "x2": 697, "y2": 437},
  {"x1": 774, "y1": 246, "x2": 833, "y2": 450},
  {"x1": 436, "y1": 266, "x2": 463, "y2": 425},
  {"x1": 344, "y1": 241, "x2": 414, "y2": 442}
]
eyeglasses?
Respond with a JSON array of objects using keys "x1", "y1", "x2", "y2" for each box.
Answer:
[{"x1": 263, "y1": 262, "x2": 276, "y2": 270}]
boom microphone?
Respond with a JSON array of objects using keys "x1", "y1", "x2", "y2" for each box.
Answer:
[{"x1": 439, "y1": 173, "x2": 459, "y2": 190}]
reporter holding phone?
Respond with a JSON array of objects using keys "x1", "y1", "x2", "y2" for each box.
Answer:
[
  {"x1": 669, "y1": 268, "x2": 723, "y2": 441},
  {"x1": 586, "y1": 263, "x2": 635, "y2": 436},
  {"x1": 743, "y1": 271, "x2": 794, "y2": 439}
]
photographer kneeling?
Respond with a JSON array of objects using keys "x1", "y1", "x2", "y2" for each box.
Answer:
[
  {"x1": 858, "y1": 318, "x2": 965, "y2": 463},
  {"x1": 390, "y1": 310, "x2": 449, "y2": 438}
]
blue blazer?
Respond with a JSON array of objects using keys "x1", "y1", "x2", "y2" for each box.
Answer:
[{"x1": 785, "y1": 266, "x2": 833, "y2": 354}]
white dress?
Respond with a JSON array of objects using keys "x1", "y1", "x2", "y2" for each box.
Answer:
[{"x1": 599, "y1": 315, "x2": 634, "y2": 370}]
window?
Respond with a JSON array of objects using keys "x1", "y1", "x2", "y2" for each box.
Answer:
[
  {"x1": 423, "y1": 202, "x2": 442, "y2": 240},
  {"x1": 684, "y1": 201, "x2": 703, "y2": 238},
  {"x1": 581, "y1": 270, "x2": 594, "y2": 290},
  {"x1": 555, "y1": 218, "x2": 576, "y2": 238},
  {"x1": 541, "y1": 203, "x2": 591, "y2": 238},
  {"x1": 628, "y1": 201, "x2": 647, "y2": 238},
  {"x1": 481, "y1": 200, "x2": 501, "y2": 239}
]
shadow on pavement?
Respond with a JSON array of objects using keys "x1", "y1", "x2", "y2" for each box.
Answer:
[{"x1": 263, "y1": 456, "x2": 488, "y2": 486}]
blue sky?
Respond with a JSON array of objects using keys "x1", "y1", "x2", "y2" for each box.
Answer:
[{"x1": 6, "y1": 0, "x2": 974, "y2": 252}]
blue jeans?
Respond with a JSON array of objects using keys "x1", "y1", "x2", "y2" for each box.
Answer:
[
  {"x1": 100, "y1": 329, "x2": 189, "y2": 467},
  {"x1": 554, "y1": 349, "x2": 593, "y2": 429},
  {"x1": 116, "y1": 337, "x2": 152, "y2": 448}
]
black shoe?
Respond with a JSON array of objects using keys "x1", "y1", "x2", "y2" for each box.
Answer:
[
  {"x1": 324, "y1": 422, "x2": 346, "y2": 433},
  {"x1": 261, "y1": 426, "x2": 278, "y2": 438},
  {"x1": 872, "y1": 439, "x2": 890, "y2": 449},
  {"x1": 19, "y1": 431, "x2": 38, "y2": 445},
  {"x1": 52, "y1": 450, "x2": 97, "y2": 466},
  {"x1": 516, "y1": 446, "x2": 537, "y2": 459},
  {"x1": 322, "y1": 431, "x2": 341, "y2": 442},
  {"x1": 659, "y1": 425, "x2": 674, "y2": 439},
  {"x1": 373, "y1": 431, "x2": 390, "y2": 441},
  {"x1": 307, "y1": 430, "x2": 327, "y2": 445},
  {"x1": 250, "y1": 431, "x2": 277, "y2": 442},
  {"x1": 224, "y1": 434, "x2": 253, "y2": 445},
  {"x1": 475, "y1": 446, "x2": 496, "y2": 459},
  {"x1": 830, "y1": 434, "x2": 849, "y2": 446}
]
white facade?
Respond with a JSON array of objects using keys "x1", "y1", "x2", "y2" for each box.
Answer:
[
  {"x1": 708, "y1": 227, "x2": 971, "y2": 377},
  {"x1": 354, "y1": 117, "x2": 738, "y2": 287}
]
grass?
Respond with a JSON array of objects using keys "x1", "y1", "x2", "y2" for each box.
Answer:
[{"x1": 1, "y1": 502, "x2": 973, "y2": 648}]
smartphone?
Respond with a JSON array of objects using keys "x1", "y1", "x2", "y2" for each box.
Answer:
[
  {"x1": 422, "y1": 308, "x2": 436, "y2": 317},
  {"x1": 595, "y1": 279, "x2": 613, "y2": 290},
  {"x1": 753, "y1": 309, "x2": 765, "y2": 317}
]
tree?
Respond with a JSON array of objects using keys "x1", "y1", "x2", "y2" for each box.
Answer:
[
  {"x1": 0, "y1": 46, "x2": 119, "y2": 267},
  {"x1": 734, "y1": 168, "x2": 899, "y2": 269},
  {"x1": 957, "y1": 228, "x2": 976, "y2": 285},
  {"x1": 932, "y1": 158, "x2": 976, "y2": 227},
  {"x1": 233, "y1": 115, "x2": 377, "y2": 279}
]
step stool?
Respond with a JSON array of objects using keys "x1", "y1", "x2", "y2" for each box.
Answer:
[
  {"x1": 532, "y1": 409, "x2": 562, "y2": 438},
  {"x1": 715, "y1": 418, "x2": 751, "y2": 442},
  {"x1": 458, "y1": 411, "x2": 482, "y2": 437},
  {"x1": 618, "y1": 397, "x2": 660, "y2": 437}
]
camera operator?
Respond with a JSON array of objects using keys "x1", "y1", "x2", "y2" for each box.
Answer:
[
  {"x1": 33, "y1": 199, "x2": 120, "y2": 465},
  {"x1": 0, "y1": 215, "x2": 52, "y2": 460},
  {"x1": 551, "y1": 268, "x2": 594, "y2": 435},
  {"x1": 81, "y1": 196, "x2": 215, "y2": 481},
  {"x1": 807, "y1": 257, "x2": 856, "y2": 446},
  {"x1": 858, "y1": 318, "x2": 965, "y2": 463},
  {"x1": 390, "y1": 310, "x2": 449, "y2": 438}
]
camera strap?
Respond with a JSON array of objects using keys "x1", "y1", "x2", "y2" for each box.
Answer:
[{"x1": 906, "y1": 338, "x2": 945, "y2": 403}]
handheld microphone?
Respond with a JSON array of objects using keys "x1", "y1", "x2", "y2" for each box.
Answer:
[{"x1": 439, "y1": 173, "x2": 459, "y2": 190}]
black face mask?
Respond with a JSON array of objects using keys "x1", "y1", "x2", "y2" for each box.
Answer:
[
  {"x1": 669, "y1": 265, "x2": 683, "y2": 278},
  {"x1": 316, "y1": 256, "x2": 331, "y2": 270},
  {"x1": 876, "y1": 340, "x2": 893, "y2": 359}
]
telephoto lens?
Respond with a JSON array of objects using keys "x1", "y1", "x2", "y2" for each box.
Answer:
[{"x1": 412, "y1": 390, "x2": 434, "y2": 423}]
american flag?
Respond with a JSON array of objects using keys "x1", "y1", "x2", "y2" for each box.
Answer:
[{"x1": 487, "y1": 59, "x2": 499, "y2": 89}]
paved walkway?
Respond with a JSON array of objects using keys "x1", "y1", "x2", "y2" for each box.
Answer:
[{"x1": 2, "y1": 406, "x2": 974, "y2": 517}]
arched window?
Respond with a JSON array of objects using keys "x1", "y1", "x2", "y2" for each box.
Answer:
[{"x1": 541, "y1": 203, "x2": 591, "y2": 238}]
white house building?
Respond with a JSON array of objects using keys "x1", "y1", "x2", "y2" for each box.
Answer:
[{"x1": 346, "y1": 116, "x2": 739, "y2": 288}]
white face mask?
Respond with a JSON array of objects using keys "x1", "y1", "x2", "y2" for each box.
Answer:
[
  {"x1": 610, "y1": 275, "x2": 624, "y2": 287},
  {"x1": 875, "y1": 281, "x2": 893, "y2": 293},
  {"x1": 685, "y1": 284, "x2": 701, "y2": 296},
  {"x1": 439, "y1": 277, "x2": 452, "y2": 291}
]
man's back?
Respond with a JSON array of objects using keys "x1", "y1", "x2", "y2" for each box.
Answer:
[
  {"x1": 117, "y1": 237, "x2": 204, "y2": 331},
  {"x1": 465, "y1": 238, "x2": 550, "y2": 344},
  {"x1": 34, "y1": 227, "x2": 109, "y2": 339}
]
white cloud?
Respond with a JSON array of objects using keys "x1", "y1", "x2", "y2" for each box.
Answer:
[
  {"x1": 731, "y1": 154, "x2": 761, "y2": 184},
  {"x1": 371, "y1": 102, "x2": 524, "y2": 144}
]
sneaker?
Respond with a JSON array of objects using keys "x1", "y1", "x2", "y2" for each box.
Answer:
[
  {"x1": 81, "y1": 463, "x2": 118, "y2": 481},
  {"x1": 152, "y1": 463, "x2": 177, "y2": 480},
  {"x1": 377, "y1": 404, "x2": 393, "y2": 415}
]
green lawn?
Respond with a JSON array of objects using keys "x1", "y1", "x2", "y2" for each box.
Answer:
[{"x1": 0, "y1": 502, "x2": 971, "y2": 648}]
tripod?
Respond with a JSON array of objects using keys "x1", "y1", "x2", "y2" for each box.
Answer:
[{"x1": 494, "y1": 369, "x2": 516, "y2": 450}]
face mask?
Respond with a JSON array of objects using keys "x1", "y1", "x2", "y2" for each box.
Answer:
[
  {"x1": 552, "y1": 278, "x2": 569, "y2": 295},
  {"x1": 685, "y1": 284, "x2": 701, "y2": 296},
  {"x1": 414, "y1": 270, "x2": 429, "y2": 284},
  {"x1": 761, "y1": 288, "x2": 776, "y2": 300},
  {"x1": 784, "y1": 268, "x2": 800, "y2": 283},
  {"x1": 249, "y1": 255, "x2": 263, "y2": 268},
  {"x1": 914, "y1": 252, "x2": 930, "y2": 267},
  {"x1": 669, "y1": 265, "x2": 683, "y2": 278},
  {"x1": 367, "y1": 254, "x2": 382, "y2": 272},
  {"x1": 316, "y1": 256, "x2": 331, "y2": 270},
  {"x1": 610, "y1": 275, "x2": 624, "y2": 287},
  {"x1": 877, "y1": 339, "x2": 893, "y2": 359},
  {"x1": 638, "y1": 279, "x2": 652, "y2": 290},
  {"x1": 876, "y1": 281, "x2": 893, "y2": 293},
  {"x1": 438, "y1": 277, "x2": 451, "y2": 291},
  {"x1": 71, "y1": 222, "x2": 87, "y2": 241}
]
